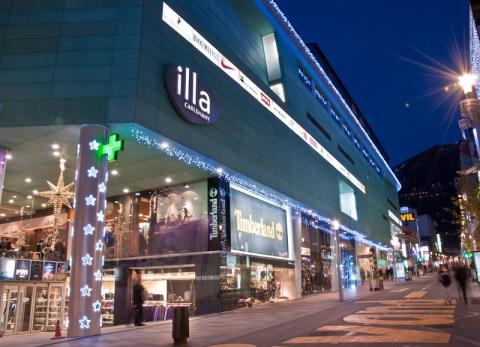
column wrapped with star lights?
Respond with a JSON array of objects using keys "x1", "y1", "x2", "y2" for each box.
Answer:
[{"x1": 68, "y1": 125, "x2": 108, "y2": 337}]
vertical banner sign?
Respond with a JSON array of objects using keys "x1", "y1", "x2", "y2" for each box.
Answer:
[
  {"x1": 68, "y1": 125, "x2": 108, "y2": 337},
  {"x1": 207, "y1": 178, "x2": 229, "y2": 251},
  {"x1": 0, "y1": 147, "x2": 7, "y2": 205}
]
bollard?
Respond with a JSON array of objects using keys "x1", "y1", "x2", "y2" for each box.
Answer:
[{"x1": 172, "y1": 306, "x2": 189, "y2": 344}]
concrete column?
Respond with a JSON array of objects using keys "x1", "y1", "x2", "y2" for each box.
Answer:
[
  {"x1": 293, "y1": 212, "x2": 302, "y2": 299},
  {"x1": 0, "y1": 147, "x2": 8, "y2": 205},
  {"x1": 68, "y1": 125, "x2": 108, "y2": 337}
]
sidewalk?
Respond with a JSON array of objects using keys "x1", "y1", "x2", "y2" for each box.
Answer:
[{"x1": 0, "y1": 278, "x2": 411, "y2": 347}]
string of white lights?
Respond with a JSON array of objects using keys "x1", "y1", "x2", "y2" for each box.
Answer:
[
  {"x1": 131, "y1": 127, "x2": 390, "y2": 251},
  {"x1": 266, "y1": 0, "x2": 401, "y2": 191}
]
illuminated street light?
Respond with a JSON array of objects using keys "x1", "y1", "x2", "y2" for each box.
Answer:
[{"x1": 458, "y1": 73, "x2": 477, "y2": 94}]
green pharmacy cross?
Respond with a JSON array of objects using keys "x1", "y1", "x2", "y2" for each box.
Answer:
[{"x1": 98, "y1": 133, "x2": 124, "y2": 161}]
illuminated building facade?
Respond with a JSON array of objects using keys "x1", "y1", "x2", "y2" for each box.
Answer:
[{"x1": 0, "y1": 0, "x2": 400, "y2": 336}]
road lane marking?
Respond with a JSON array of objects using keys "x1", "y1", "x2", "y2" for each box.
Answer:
[
  {"x1": 283, "y1": 325, "x2": 450, "y2": 344},
  {"x1": 356, "y1": 299, "x2": 448, "y2": 305},
  {"x1": 404, "y1": 290, "x2": 427, "y2": 299},
  {"x1": 343, "y1": 313, "x2": 454, "y2": 325},
  {"x1": 390, "y1": 287, "x2": 409, "y2": 292},
  {"x1": 356, "y1": 306, "x2": 455, "y2": 314}
]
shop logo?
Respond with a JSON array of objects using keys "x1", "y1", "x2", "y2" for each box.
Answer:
[
  {"x1": 166, "y1": 65, "x2": 220, "y2": 125},
  {"x1": 209, "y1": 187, "x2": 218, "y2": 198}
]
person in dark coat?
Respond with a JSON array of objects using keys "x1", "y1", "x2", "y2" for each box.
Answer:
[
  {"x1": 133, "y1": 271, "x2": 146, "y2": 326},
  {"x1": 454, "y1": 263, "x2": 469, "y2": 304}
]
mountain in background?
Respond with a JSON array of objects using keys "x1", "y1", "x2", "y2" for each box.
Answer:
[{"x1": 394, "y1": 143, "x2": 461, "y2": 253}]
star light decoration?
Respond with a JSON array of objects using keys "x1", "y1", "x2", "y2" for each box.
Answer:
[
  {"x1": 80, "y1": 285, "x2": 92, "y2": 297},
  {"x1": 79, "y1": 316, "x2": 91, "y2": 329},
  {"x1": 35, "y1": 158, "x2": 75, "y2": 244},
  {"x1": 92, "y1": 300, "x2": 102, "y2": 312}
]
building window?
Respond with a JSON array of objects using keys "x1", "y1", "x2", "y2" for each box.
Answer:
[
  {"x1": 338, "y1": 145, "x2": 354, "y2": 166},
  {"x1": 262, "y1": 32, "x2": 285, "y2": 102},
  {"x1": 307, "y1": 113, "x2": 331, "y2": 141},
  {"x1": 339, "y1": 180, "x2": 357, "y2": 221}
]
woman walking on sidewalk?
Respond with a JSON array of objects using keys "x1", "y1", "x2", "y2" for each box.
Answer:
[{"x1": 438, "y1": 266, "x2": 452, "y2": 305}]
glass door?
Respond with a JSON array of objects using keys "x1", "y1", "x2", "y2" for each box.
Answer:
[
  {"x1": 17, "y1": 285, "x2": 34, "y2": 333},
  {"x1": 4, "y1": 286, "x2": 19, "y2": 334},
  {"x1": 47, "y1": 285, "x2": 63, "y2": 331},
  {"x1": 32, "y1": 285, "x2": 48, "y2": 332}
]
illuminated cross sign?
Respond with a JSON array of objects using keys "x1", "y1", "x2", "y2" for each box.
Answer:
[{"x1": 98, "y1": 134, "x2": 124, "y2": 161}]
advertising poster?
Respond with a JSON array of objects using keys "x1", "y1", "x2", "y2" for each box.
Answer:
[
  {"x1": 229, "y1": 185, "x2": 289, "y2": 259},
  {"x1": 149, "y1": 182, "x2": 208, "y2": 254},
  {"x1": 395, "y1": 263, "x2": 406, "y2": 278},
  {"x1": 0, "y1": 258, "x2": 15, "y2": 280},
  {"x1": 43, "y1": 261, "x2": 56, "y2": 280},
  {"x1": 474, "y1": 251, "x2": 480, "y2": 283},
  {"x1": 15, "y1": 259, "x2": 30, "y2": 280},
  {"x1": 30, "y1": 261, "x2": 44, "y2": 281},
  {"x1": 55, "y1": 262, "x2": 68, "y2": 281}
]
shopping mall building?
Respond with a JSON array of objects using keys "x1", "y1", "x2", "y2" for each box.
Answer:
[{"x1": 0, "y1": 0, "x2": 402, "y2": 336}]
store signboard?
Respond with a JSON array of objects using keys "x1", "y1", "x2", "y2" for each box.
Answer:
[
  {"x1": 230, "y1": 185, "x2": 290, "y2": 260},
  {"x1": 0, "y1": 258, "x2": 15, "y2": 280},
  {"x1": 15, "y1": 259, "x2": 30, "y2": 280},
  {"x1": 43, "y1": 262, "x2": 57, "y2": 280},
  {"x1": 166, "y1": 65, "x2": 220, "y2": 125},
  {"x1": 207, "y1": 178, "x2": 229, "y2": 251},
  {"x1": 30, "y1": 261, "x2": 44, "y2": 281}
]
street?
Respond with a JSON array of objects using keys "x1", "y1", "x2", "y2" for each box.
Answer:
[{"x1": 2, "y1": 274, "x2": 480, "y2": 347}]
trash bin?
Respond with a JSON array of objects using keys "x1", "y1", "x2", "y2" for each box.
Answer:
[{"x1": 172, "y1": 306, "x2": 189, "y2": 344}]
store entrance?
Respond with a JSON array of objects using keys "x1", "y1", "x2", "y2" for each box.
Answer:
[
  {"x1": 130, "y1": 266, "x2": 196, "y2": 322},
  {"x1": 0, "y1": 283, "x2": 66, "y2": 335},
  {"x1": 1, "y1": 284, "x2": 34, "y2": 335}
]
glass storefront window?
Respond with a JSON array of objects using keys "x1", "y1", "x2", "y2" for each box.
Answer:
[
  {"x1": 32, "y1": 285, "x2": 48, "y2": 332},
  {"x1": 101, "y1": 270, "x2": 115, "y2": 326},
  {"x1": 300, "y1": 218, "x2": 333, "y2": 294},
  {"x1": 104, "y1": 182, "x2": 208, "y2": 259}
]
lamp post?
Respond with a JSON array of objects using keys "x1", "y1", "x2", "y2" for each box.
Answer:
[
  {"x1": 390, "y1": 239, "x2": 398, "y2": 283},
  {"x1": 332, "y1": 219, "x2": 344, "y2": 301},
  {"x1": 457, "y1": 72, "x2": 480, "y2": 256}
]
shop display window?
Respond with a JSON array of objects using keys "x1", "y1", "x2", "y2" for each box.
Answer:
[
  {"x1": 104, "y1": 182, "x2": 208, "y2": 259},
  {"x1": 32, "y1": 286, "x2": 49, "y2": 332},
  {"x1": 0, "y1": 220, "x2": 69, "y2": 262},
  {"x1": 101, "y1": 270, "x2": 115, "y2": 326},
  {"x1": 134, "y1": 267, "x2": 196, "y2": 322},
  {"x1": 300, "y1": 218, "x2": 333, "y2": 294},
  {"x1": 220, "y1": 254, "x2": 294, "y2": 309}
]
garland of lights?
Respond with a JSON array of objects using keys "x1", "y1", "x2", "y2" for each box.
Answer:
[
  {"x1": 131, "y1": 127, "x2": 390, "y2": 251},
  {"x1": 470, "y1": 8, "x2": 480, "y2": 100},
  {"x1": 265, "y1": 0, "x2": 401, "y2": 191}
]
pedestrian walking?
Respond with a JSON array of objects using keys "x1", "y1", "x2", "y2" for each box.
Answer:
[
  {"x1": 454, "y1": 263, "x2": 469, "y2": 304},
  {"x1": 133, "y1": 270, "x2": 147, "y2": 326},
  {"x1": 438, "y1": 267, "x2": 452, "y2": 305},
  {"x1": 360, "y1": 267, "x2": 366, "y2": 285}
]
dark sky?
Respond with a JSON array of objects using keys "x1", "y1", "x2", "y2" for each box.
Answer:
[{"x1": 275, "y1": 0, "x2": 469, "y2": 166}]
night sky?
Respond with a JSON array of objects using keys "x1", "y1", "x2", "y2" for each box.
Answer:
[{"x1": 275, "y1": 0, "x2": 469, "y2": 166}]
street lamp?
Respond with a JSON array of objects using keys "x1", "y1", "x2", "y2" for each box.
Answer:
[
  {"x1": 390, "y1": 239, "x2": 398, "y2": 283},
  {"x1": 332, "y1": 219, "x2": 344, "y2": 302},
  {"x1": 458, "y1": 73, "x2": 477, "y2": 94}
]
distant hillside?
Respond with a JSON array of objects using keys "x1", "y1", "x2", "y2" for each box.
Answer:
[{"x1": 394, "y1": 143, "x2": 461, "y2": 253}]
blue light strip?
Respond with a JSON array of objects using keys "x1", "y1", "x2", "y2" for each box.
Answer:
[
  {"x1": 131, "y1": 126, "x2": 390, "y2": 252},
  {"x1": 265, "y1": 0, "x2": 401, "y2": 191}
]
